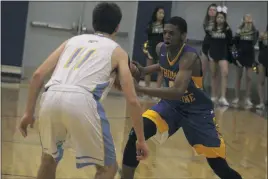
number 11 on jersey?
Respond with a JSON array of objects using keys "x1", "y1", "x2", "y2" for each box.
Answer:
[{"x1": 64, "y1": 47, "x2": 96, "y2": 69}]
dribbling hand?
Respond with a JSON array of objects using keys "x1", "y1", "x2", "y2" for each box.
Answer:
[
  {"x1": 136, "y1": 141, "x2": 149, "y2": 161},
  {"x1": 19, "y1": 114, "x2": 35, "y2": 137}
]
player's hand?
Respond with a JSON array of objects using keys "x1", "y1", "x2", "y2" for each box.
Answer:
[
  {"x1": 18, "y1": 114, "x2": 35, "y2": 137},
  {"x1": 136, "y1": 141, "x2": 149, "y2": 161},
  {"x1": 133, "y1": 79, "x2": 141, "y2": 93},
  {"x1": 131, "y1": 61, "x2": 144, "y2": 77}
]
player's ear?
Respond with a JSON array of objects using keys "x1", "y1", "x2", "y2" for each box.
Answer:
[
  {"x1": 115, "y1": 25, "x2": 119, "y2": 33},
  {"x1": 181, "y1": 33, "x2": 187, "y2": 42}
]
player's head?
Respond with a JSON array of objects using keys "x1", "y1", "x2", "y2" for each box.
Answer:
[
  {"x1": 92, "y1": 2, "x2": 122, "y2": 36},
  {"x1": 163, "y1": 16, "x2": 187, "y2": 47}
]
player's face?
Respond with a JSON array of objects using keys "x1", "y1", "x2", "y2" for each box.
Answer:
[
  {"x1": 208, "y1": 6, "x2": 217, "y2": 17},
  {"x1": 163, "y1": 24, "x2": 185, "y2": 47},
  {"x1": 156, "y1": 9, "x2": 165, "y2": 21},
  {"x1": 216, "y1": 13, "x2": 225, "y2": 24}
]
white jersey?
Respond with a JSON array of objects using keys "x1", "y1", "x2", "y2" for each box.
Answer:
[{"x1": 45, "y1": 34, "x2": 119, "y2": 100}]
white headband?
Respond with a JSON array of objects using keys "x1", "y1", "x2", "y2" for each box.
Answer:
[{"x1": 217, "y1": 6, "x2": 228, "y2": 14}]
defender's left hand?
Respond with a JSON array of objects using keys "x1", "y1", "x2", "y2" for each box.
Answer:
[{"x1": 19, "y1": 114, "x2": 35, "y2": 138}]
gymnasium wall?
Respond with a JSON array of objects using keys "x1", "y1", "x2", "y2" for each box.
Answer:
[
  {"x1": 3, "y1": 1, "x2": 267, "y2": 94},
  {"x1": 21, "y1": 1, "x2": 138, "y2": 78}
]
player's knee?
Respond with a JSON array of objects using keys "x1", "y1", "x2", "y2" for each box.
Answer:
[
  {"x1": 220, "y1": 69, "x2": 228, "y2": 78},
  {"x1": 127, "y1": 117, "x2": 157, "y2": 141},
  {"x1": 95, "y1": 164, "x2": 118, "y2": 179},
  {"x1": 123, "y1": 117, "x2": 156, "y2": 167},
  {"x1": 41, "y1": 153, "x2": 57, "y2": 167}
]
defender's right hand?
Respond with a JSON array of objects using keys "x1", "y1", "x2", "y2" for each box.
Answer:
[{"x1": 136, "y1": 141, "x2": 149, "y2": 161}]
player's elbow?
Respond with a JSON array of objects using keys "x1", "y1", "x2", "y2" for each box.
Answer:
[
  {"x1": 126, "y1": 97, "x2": 140, "y2": 107},
  {"x1": 32, "y1": 70, "x2": 44, "y2": 82}
]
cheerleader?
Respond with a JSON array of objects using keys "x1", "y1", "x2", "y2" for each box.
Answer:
[
  {"x1": 257, "y1": 24, "x2": 268, "y2": 109},
  {"x1": 201, "y1": 4, "x2": 217, "y2": 78},
  {"x1": 144, "y1": 7, "x2": 165, "y2": 90},
  {"x1": 232, "y1": 14, "x2": 259, "y2": 107},
  {"x1": 208, "y1": 6, "x2": 233, "y2": 106}
]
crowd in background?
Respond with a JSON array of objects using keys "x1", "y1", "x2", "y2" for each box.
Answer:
[{"x1": 142, "y1": 4, "x2": 268, "y2": 110}]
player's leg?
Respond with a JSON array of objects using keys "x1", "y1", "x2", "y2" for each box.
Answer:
[
  {"x1": 121, "y1": 118, "x2": 157, "y2": 179},
  {"x1": 67, "y1": 93, "x2": 118, "y2": 179},
  {"x1": 121, "y1": 100, "x2": 181, "y2": 179},
  {"x1": 37, "y1": 91, "x2": 66, "y2": 179},
  {"x1": 182, "y1": 111, "x2": 242, "y2": 179}
]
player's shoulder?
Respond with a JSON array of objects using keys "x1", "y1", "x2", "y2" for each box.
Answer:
[
  {"x1": 180, "y1": 44, "x2": 199, "y2": 63},
  {"x1": 156, "y1": 42, "x2": 165, "y2": 55},
  {"x1": 183, "y1": 44, "x2": 198, "y2": 54},
  {"x1": 112, "y1": 46, "x2": 128, "y2": 60}
]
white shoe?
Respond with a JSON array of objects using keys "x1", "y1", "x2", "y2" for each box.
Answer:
[
  {"x1": 152, "y1": 97, "x2": 159, "y2": 101},
  {"x1": 211, "y1": 97, "x2": 218, "y2": 103},
  {"x1": 244, "y1": 98, "x2": 253, "y2": 107},
  {"x1": 232, "y1": 98, "x2": 239, "y2": 105},
  {"x1": 256, "y1": 103, "x2": 265, "y2": 109},
  {"x1": 218, "y1": 97, "x2": 229, "y2": 106}
]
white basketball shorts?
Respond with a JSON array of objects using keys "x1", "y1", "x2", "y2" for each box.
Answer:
[{"x1": 38, "y1": 85, "x2": 116, "y2": 168}]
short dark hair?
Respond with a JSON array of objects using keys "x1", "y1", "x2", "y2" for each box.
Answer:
[
  {"x1": 166, "y1": 16, "x2": 187, "y2": 33},
  {"x1": 92, "y1": 2, "x2": 122, "y2": 34}
]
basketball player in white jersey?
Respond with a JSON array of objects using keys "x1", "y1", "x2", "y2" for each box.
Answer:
[{"x1": 18, "y1": 2, "x2": 149, "y2": 179}]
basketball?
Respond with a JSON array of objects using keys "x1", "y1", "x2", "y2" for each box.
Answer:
[{"x1": 113, "y1": 62, "x2": 141, "y2": 91}]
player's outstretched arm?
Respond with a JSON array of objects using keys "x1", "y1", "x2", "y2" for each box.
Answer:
[
  {"x1": 135, "y1": 52, "x2": 198, "y2": 100},
  {"x1": 25, "y1": 41, "x2": 67, "y2": 116},
  {"x1": 19, "y1": 40, "x2": 67, "y2": 137},
  {"x1": 133, "y1": 62, "x2": 160, "y2": 76},
  {"x1": 133, "y1": 42, "x2": 163, "y2": 76},
  {"x1": 112, "y1": 47, "x2": 149, "y2": 160},
  {"x1": 112, "y1": 47, "x2": 145, "y2": 142}
]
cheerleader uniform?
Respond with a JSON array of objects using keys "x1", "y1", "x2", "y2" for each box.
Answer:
[
  {"x1": 258, "y1": 32, "x2": 268, "y2": 76},
  {"x1": 209, "y1": 26, "x2": 233, "y2": 62},
  {"x1": 233, "y1": 28, "x2": 258, "y2": 68},
  {"x1": 201, "y1": 21, "x2": 214, "y2": 56},
  {"x1": 146, "y1": 22, "x2": 164, "y2": 63}
]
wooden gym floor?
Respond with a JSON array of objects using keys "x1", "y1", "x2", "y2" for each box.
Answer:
[{"x1": 1, "y1": 82, "x2": 267, "y2": 179}]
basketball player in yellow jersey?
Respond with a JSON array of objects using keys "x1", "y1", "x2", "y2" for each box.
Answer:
[{"x1": 19, "y1": 2, "x2": 148, "y2": 179}]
